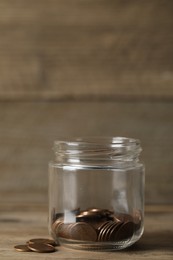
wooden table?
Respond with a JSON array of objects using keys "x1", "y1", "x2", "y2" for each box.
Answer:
[{"x1": 0, "y1": 204, "x2": 173, "y2": 259}]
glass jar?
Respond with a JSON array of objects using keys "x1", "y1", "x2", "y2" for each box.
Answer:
[{"x1": 48, "y1": 137, "x2": 145, "y2": 251}]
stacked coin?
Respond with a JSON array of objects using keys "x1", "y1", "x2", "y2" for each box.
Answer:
[
  {"x1": 97, "y1": 220, "x2": 134, "y2": 242},
  {"x1": 14, "y1": 238, "x2": 58, "y2": 253},
  {"x1": 52, "y1": 208, "x2": 141, "y2": 243}
]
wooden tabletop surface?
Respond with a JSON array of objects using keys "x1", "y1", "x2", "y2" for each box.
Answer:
[{"x1": 0, "y1": 204, "x2": 172, "y2": 260}]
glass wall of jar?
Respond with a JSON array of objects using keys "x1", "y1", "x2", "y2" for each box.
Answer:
[{"x1": 48, "y1": 137, "x2": 145, "y2": 251}]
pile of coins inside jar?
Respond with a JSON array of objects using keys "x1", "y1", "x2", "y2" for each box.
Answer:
[{"x1": 51, "y1": 208, "x2": 141, "y2": 243}]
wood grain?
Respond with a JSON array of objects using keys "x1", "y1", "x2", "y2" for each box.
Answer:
[
  {"x1": 0, "y1": 0, "x2": 173, "y2": 100},
  {"x1": 0, "y1": 203, "x2": 173, "y2": 259},
  {"x1": 0, "y1": 101, "x2": 172, "y2": 204},
  {"x1": 0, "y1": 1, "x2": 172, "y2": 205}
]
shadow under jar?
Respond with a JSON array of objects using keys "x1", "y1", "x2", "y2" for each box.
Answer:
[{"x1": 48, "y1": 137, "x2": 145, "y2": 251}]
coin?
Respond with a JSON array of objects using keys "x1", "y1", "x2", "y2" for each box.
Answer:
[
  {"x1": 116, "y1": 213, "x2": 133, "y2": 222},
  {"x1": 97, "y1": 220, "x2": 110, "y2": 231},
  {"x1": 108, "y1": 222, "x2": 123, "y2": 241},
  {"x1": 87, "y1": 208, "x2": 114, "y2": 218},
  {"x1": 100, "y1": 209, "x2": 114, "y2": 217},
  {"x1": 103, "y1": 222, "x2": 119, "y2": 241},
  {"x1": 87, "y1": 208, "x2": 105, "y2": 215},
  {"x1": 69, "y1": 222, "x2": 97, "y2": 241},
  {"x1": 98, "y1": 221, "x2": 120, "y2": 242},
  {"x1": 28, "y1": 243, "x2": 56, "y2": 253},
  {"x1": 28, "y1": 238, "x2": 57, "y2": 246},
  {"x1": 97, "y1": 221, "x2": 112, "y2": 241},
  {"x1": 51, "y1": 208, "x2": 136, "y2": 244},
  {"x1": 14, "y1": 244, "x2": 31, "y2": 252},
  {"x1": 57, "y1": 223, "x2": 72, "y2": 238},
  {"x1": 52, "y1": 219, "x2": 64, "y2": 234},
  {"x1": 77, "y1": 210, "x2": 101, "y2": 219},
  {"x1": 98, "y1": 222, "x2": 111, "y2": 241},
  {"x1": 114, "y1": 221, "x2": 134, "y2": 241},
  {"x1": 133, "y1": 209, "x2": 142, "y2": 230}
]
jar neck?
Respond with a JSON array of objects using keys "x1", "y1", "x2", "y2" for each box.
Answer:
[{"x1": 53, "y1": 137, "x2": 142, "y2": 168}]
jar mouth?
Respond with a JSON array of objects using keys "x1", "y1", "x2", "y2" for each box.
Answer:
[
  {"x1": 53, "y1": 137, "x2": 142, "y2": 168},
  {"x1": 54, "y1": 136, "x2": 140, "y2": 147}
]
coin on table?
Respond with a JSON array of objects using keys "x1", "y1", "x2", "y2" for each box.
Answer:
[
  {"x1": 14, "y1": 244, "x2": 31, "y2": 252},
  {"x1": 27, "y1": 238, "x2": 57, "y2": 246},
  {"x1": 28, "y1": 243, "x2": 56, "y2": 253}
]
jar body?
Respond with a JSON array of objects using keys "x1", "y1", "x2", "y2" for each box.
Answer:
[{"x1": 48, "y1": 137, "x2": 145, "y2": 251}]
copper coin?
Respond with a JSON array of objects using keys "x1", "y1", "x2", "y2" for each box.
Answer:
[
  {"x1": 87, "y1": 208, "x2": 102, "y2": 212},
  {"x1": 97, "y1": 220, "x2": 110, "y2": 231},
  {"x1": 77, "y1": 210, "x2": 101, "y2": 219},
  {"x1": 52, "y1": 217, "x2": 64, "y2": 228},
  {"x1": 14, "y1": 244, "x2": 31, "y2": 252},
  {"x1": 133, "y1": 210, "x2": 142, "y2": 230},
  {"x1": 57, "y1": 223, "x2": 72, "y2": 238},
  {"x1": 97, "y1": 221, "x2": 113, "y2": 241},
  {"x1": 108, "y1": 222, "x2": 123, "y2": 241},
  {"x1": 69, "y1": 222, "x2": 97, "y2": 241},
  {"x1": 104, "y1": 222, "x2": 121, "y2": 242},
  {"x1": 114, "y1": 221, "x2": 134, "y2": 241},
  {"x1": 116, "y1": 213, "x2": 133, "y2": 222},
  {"x1": 88, "y1": 208, "x2": 114, "y2": 217},
  {"x1": 28, "y1": 243, "x2": 55, "y2": 253},
  {"x1": 88, "y1": 219, "x2": 107, "y2": 230},
  {"x1": 133, "y1": 210, "x2": 142, "y2": 224},
  {"x1": 99, "y1": 221, "x2": 119, "y2": 242},
  {"x1": 52, "y1": 219, "x2": 64, "y2": 234},
  {"x1": 100, "y1": 221, "x2": 115, "y2": 241},
  {"x1": 98, "y1": 222, "x2": 111, "y2": 241},
  {"x1": 28, "y1": 238, "x2": 57, "y2": 246},
  {"x1": 111, "y1": 215, "x2": 121, "y2": 223},
  {"x1": 87, "y1": 208, "x2": 104, "y2": 215},
  {"x1": 100, "y1": 209, "x2": 114, "y2": 217}
]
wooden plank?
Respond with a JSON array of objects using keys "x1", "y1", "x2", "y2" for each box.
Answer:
[
  {"x1": 0, "y1": 203, "x2": 173, "y2": 259},
  {"x1": 0, "y1": 101, "x2": 172, "y2": 204},
  {"x1": 0, "y1": 0, "x2": 173, "y2": 100}
]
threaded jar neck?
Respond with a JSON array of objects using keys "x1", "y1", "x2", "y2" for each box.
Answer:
[{"x1": 53, "y1": 137, "x2": 142, "y2": 168}]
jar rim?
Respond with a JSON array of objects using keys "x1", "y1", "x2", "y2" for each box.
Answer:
[
  {"x1": 53, "y1": 137, "x2": 142, "y2": 168},
  {"x1": 54, "y1": 136, "x2": 140, "y2": 148}
]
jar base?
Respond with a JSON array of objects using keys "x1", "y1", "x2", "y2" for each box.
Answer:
[{"x1": 58, "y1": 237, "x2": 138, "y2": 251}]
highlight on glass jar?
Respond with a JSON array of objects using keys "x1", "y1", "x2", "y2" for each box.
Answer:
[{"x1": 48, "y1": 137, "x2": 145, "y2": 251}]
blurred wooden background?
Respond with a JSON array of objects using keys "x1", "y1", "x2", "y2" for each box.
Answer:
[{"x1": 0, "y1": 0, "x2": 172, "y2": 205}]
